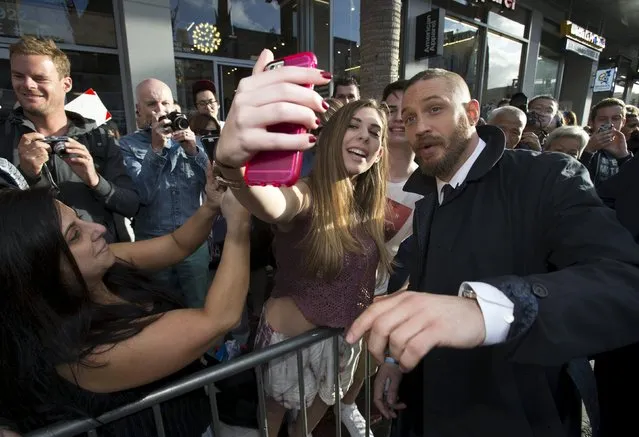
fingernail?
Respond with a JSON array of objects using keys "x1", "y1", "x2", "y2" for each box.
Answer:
[
  {"x1": 315, "y1": 118, "x2": 321, "y2": 126},
  {"x1": 309, "y1": 135, "x2": 317, "y2": 144},
  {"x1": 320, "y1": 71, "x2": 332, "y2": 80},
  {"x1": 322, "y1": 100, "x2": 330, "y2": 110}
]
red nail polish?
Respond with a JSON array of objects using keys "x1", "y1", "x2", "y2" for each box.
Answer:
[
  {"x1": 320, "y1": 71, "x2": 332, "y2": 80},
  {"x1": 322, "y1": 100, "x2": 330, "y2": 110},
  {"x1": 309, "y1": 135, "x2": 317, "y2": 143},
  {"x1": 316, "y1": 118, "x2": 322, "y2": 126}
]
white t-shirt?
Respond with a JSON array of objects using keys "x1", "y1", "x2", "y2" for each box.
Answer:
[{"x1": 375, "y1": 174, "x2": 423, "y2": 295}]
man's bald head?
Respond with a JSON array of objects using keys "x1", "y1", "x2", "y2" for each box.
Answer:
[
  {"x1": 136, "y1": 78, "x2": 173, "y2": 102},
  {"x1": 135, "y1": 78, "x2": 174, "y2": 127},
  {"x1": 487, "y1": 106, "x2": 526, "y2": 149},
  {"x1": 487, "y1": 106, "x2": 526, "y2": 126},
  {"x1": 404, "y1": 69, "x2": 471, "y2": 106}
]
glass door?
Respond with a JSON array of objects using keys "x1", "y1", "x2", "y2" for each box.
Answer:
[
  {"x1": 0, "y1": 47, "x2": 15, "y2": 118},
  {"x1": 216, "y1": 62, "x2": 253, "y2": 120}
]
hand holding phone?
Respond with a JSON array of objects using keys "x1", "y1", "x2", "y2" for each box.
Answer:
[
  {"x1": 211, "y1": 49, "x2": 330, "y2": 173},
  {"x1": 244, "y1": 52, "x2": 318, "y2": 187}
]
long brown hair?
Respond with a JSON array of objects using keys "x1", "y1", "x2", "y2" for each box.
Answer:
[{"x1": 303, "y1": 99, "x2": 391, "y2": 282}]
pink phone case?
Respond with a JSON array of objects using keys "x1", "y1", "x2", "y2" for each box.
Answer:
[{"x1": 244, "y1": 52, "x2": 318, "y2": 187}]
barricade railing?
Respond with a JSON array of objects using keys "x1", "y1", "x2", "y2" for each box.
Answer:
[{"x1": 26, "y1": 327, "x2": 374, "y2": 437}]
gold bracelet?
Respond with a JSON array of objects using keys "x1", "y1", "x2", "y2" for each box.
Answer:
[{"x1": 215, "y1": 174, "x2": 245, "y2": 190}]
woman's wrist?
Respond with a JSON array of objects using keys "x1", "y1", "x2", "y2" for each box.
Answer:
[{"x1": 226, "y1": 220, "x2": 251, "y2": 238}]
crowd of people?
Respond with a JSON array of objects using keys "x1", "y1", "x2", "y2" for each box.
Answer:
[{"x1": 1, "y1": 35, "x2": 639, "y2": 437}]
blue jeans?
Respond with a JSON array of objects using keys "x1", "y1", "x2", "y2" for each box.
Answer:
[{"x1": 154, "y1": 243, "x2": 211, "y2": 308}]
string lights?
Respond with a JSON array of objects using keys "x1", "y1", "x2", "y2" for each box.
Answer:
[{"x1": 192, "y1": 22, "x2": 222, "y2": 54}]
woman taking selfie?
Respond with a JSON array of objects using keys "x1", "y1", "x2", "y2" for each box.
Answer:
[
  {"x1": 213, "y1": 50, "x2": 391, "y2": 437},
  {"x1": 0, "y1": 171, "x2": 251, "y2": 436}
]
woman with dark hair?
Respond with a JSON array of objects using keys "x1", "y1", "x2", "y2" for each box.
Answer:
[
  {"x1": 190, "y1": 112, "x2": 222, "y2": 163},
  {"x1": 0, "y1": 172, "x2": 251, "y2": 436},
  {"x1": 190, "y1": 112, "x2": 222, "y2": 137}
]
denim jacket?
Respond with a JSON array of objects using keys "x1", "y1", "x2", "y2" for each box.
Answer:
[{"x1": 119, "y1": 129, "x2": 208, "y2": 239}]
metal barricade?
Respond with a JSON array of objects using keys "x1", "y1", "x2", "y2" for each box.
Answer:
[{"x1": 25, "y1": 327, "x2": 375, "y2": 437}]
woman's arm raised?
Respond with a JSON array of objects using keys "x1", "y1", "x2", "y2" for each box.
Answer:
[{"x1": 58, "y1": 189, "x2": 251, "y2": 393}]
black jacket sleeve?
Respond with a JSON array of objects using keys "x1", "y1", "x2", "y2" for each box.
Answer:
[
  {"x1": 597, "y1": 155, "x2": 639, "y2": 241},
  {"x1": 484, "y1": 156, "x2": 639, "y2": 366},
  {"x1": 92, "y1": 136, "x2": 140, "y2": 218}
]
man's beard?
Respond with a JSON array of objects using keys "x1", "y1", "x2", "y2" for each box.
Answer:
[{"x1": 416, "y1": 116, "x2": 472, "y2": 179}]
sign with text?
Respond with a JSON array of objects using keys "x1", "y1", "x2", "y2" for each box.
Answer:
[
  {"x1": 472, "y1": 0, "x2": 516, "y2": 11},
  {"x1": 561, "y1": 20, "x2": 606, "y2": 50},
  {"x1": 565, "y1": 38, "x2": 600, "y2": 62},
  {"x1": 415, "y1": 8, "x2": 445, "y2": 60},
  {"x1": 593, "y1": 68, "x2": 617, "y2": 93}
]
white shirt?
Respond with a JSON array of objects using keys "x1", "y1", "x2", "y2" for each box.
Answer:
[
  {"x1": 436, "y1": 137, "x2": 515, "y2": 345},
  {"x1": 375, "y1": 174, "x2": 423, "y2": 296}
]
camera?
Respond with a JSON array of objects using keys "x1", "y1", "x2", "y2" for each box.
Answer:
[
  {"x1": 159, "y1": 111, "x2": 189, "y2": 132},
  {"x1": 42, "y1": 136, "x2": 70, "y2": 157}
]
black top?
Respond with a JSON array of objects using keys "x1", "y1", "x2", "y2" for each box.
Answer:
[{"x1": 16, "y1": 361, "x2": 211, "y2": 437}]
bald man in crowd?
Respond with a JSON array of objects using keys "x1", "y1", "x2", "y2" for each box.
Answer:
[
  {"x1": 488, "y1": 106, "x2": 541, "y2": 151},
  {"x1": 119, "y1": 78, "x2": 211, "y2": 308}
]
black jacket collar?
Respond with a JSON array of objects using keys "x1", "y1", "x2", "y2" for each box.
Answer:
[
  {"x1": 8, "y1": 107, "x2": 97, "y2": 136},
  {"x1": 404, "y1": 125, "x2": 506, "y2": 196}
]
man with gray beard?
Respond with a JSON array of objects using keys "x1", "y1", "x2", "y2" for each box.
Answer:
[{"x1": 346, "y1": 69, "x2": 639, "y2": 437}]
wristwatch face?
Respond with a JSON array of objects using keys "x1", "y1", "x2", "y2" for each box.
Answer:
[{"x1": 461, "y1": 286, "x2": 477, "y2": 300}]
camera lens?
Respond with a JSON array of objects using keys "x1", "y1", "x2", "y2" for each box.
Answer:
[{"x1": 53, "y1": 142, "x2": 66, "y2": 155}]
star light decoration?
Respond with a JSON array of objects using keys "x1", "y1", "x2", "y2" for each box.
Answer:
[{"x1": 192, "y1": 22, "x2": 222, "y2": 54}]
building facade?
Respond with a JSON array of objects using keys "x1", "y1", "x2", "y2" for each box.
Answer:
[
  {"x1": 1, "y1": 0, "x2": 636, "y2": 131},
  {"x1": 403, "y1": 0, "x2": 639, "y2": 124},
  {"x1": 0, "y1": 0, "x2": 362, "y2": 134}
]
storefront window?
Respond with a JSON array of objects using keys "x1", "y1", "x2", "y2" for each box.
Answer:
[
  {"x1": 175, "y1": 58, "x2": 215, "y2": 115},
  {"x1": 67, "y1": 52, "x2": 125, "y2": 131},
  {"x1": 0, "y1": 1, "x2": 116, "y2": 48},
  {"x1": 313, "y1": 0, "x2": 331, "y2": 73},
  {"x1": 0, "y1": 55, "x2": 14, "y2": 117},
  {"x1": 629, "y1": 82, "x2": 639, "y2": 107},
  {"x1": 534, "y1": 48, "x2": 560, "y2": 97},
  {"x1": 171, "y1": 0, "x2": 298, "y2": 60},
  {"x1": 487, "y1": 11, "x2": 526, "y2": 39},
  {"x1": 217, "y1": 64, "x2": 253, "y2": 119},
  {"x1": 429, "y1": 17, "x2": 480, "y2": 96},
  {"x1": 332, "y1": 0, "x2": 360, "y2": 80},
  {"x1": 483, "y1": 31, "x2": 522, "y2": 112}
]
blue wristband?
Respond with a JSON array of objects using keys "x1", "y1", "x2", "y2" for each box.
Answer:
[{"x1": 385, "y1": 356, "x2": 399, "y2": 365}]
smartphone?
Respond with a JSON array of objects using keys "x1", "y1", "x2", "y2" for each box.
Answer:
[
  {"x1": 598, "y1": 123, "x2": 614, "y2": 134},
  {"x1": 244, "y1": 52, "x2": 318, "y2": 187}
]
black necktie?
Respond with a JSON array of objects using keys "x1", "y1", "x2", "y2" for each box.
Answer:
[{"x1": 441, "y1": 183, "x2": 455, "y2": 203}]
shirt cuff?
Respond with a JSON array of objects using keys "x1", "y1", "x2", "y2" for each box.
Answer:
[
  {"x1": 188, "y1": 146, "x2": 210, "y2": 169},
  {"x1": 92, "y1": 174, "x2": 113, "y2": 197},
  {"x1": 460, "y1": 281, "x2": 514, "y2": 345}
]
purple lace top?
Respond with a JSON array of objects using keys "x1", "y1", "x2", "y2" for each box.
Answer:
[{"x1": 271, "y1": 212, "x2": 379, "y2": 328}]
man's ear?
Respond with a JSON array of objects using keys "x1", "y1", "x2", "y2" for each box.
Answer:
[
  {"x1": 466, "y1": 99, "x2": 480, "y2": 126},
  {"x1": 62, "y1": 76, "x2": 72, "y2": 94}
]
